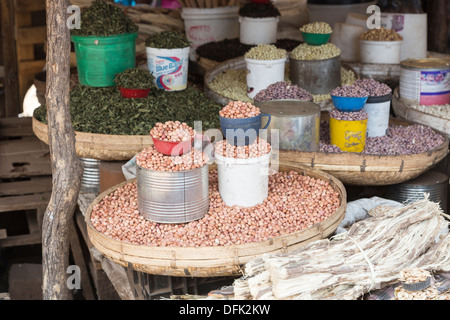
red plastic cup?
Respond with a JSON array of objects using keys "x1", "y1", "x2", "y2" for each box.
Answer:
[
  {"x1": 152, "y1": 136, "x2": 194, "y2": 156},
  {"x1": 119, "y1": 87, "x2": 150, "y2": 99}
]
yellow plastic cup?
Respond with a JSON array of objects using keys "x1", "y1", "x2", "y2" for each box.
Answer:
[{"x1": 329, "y1": 118, "x2": 367, "y2": 153}]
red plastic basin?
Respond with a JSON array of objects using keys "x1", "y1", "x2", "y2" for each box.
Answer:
[
  {"x1": 152, "y1": 136, "x2": 194, "y2": 156},
  {"x1": 119, "y1": 87, "x2": 150, "y2": 99}
]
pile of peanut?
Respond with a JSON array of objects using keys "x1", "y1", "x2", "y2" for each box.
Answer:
[
  {"x1": 150, "y1": 121, "x2": 195, "y2": 142},
  {"x1": 360, "y1": 27, "x2": 403, "y2": 41},
  {"x1": 215, "y1": 137, "x2": 271, "y2": 159},
  {"x1": 219, "y1": 101, "x2": 261, "y2": 119},
  {"x1": 90, "y1": 170, "x2": 341, "y2": 247},
  {"x1": 136, "y1": 144, "x2": 209, "y2": 171}
]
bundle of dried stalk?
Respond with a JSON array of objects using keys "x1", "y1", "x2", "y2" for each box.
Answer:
[{"x1": 234, "y1": 199, "x2": 450, "y2": 300}]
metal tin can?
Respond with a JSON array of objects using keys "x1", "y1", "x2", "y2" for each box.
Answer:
[
  {"x1": 136, "y1": 164, "x2": 209, "y2": 224},
  {"x1": 80, "y1": 158, "x2": 100, "y2": 193},
  {"x1": 399, "y1": 58, "x2": 450, "y2": 106},
  {"x1": 257, "y1": 100, "x2": 321, "y2": 152},
  {"x1": 329, "y1": 117, "x2": 368, "y2": 153},
  {"x1": 289, "y1": 55, "x2": 341, "y2": 95}
]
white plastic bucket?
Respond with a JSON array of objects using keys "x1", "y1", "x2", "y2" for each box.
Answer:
[
  {"x1": 360, "y1": 40, "x2": 403, "y2": 65},
  {"x1": 239, "y1": 16, "x2": 279, "y2": 45},
  {"x1": 331, "y1": 23, "x2": 365, "y2": 62},
  {"x1": 215, "y1": 151, "x2": 271, "y2": 207},
  {"x1": 345, "y1": 13, "x2": 369, "y2": 30},
  {"x1": 245, "y1": 57, "x2": 286, "y2": 99},
  {"x1": 363, "y1": 93, "x2": 392, "y2": 138},
  {"x1": 380, "y1": 13, "x2": 427, "y2": 61},
  {"x1": 181, "y1": 6, "x2": 239, "y2": 61},
  {"x1": 146, "y1": 46, "x2": 189, "y2": 91}
]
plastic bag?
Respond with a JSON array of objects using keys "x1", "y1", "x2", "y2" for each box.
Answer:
[{"x1": 334, "y1": 197, "x2": 403, "y2": 235}]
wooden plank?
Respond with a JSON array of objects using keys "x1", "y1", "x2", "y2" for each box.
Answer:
[
  {"x1": 18, "y1": 60, "x2": 46, "y2": 74},
  {"x1": 16, "y1": 26, "x2": 46, "y2": 45},
  {"x1": 15, "y1": 11, "x2": 32, "y2": 27},
  {"x1": 0, "y1": 136, "x2": 51, "y2": 179},
  {"x1": 0, "y1": 117, "x2": 34, "y2": 137},
  {"x1": 0, "y1": 192, "x2": 50, "y2": 213},
  {"x1": 26, "y1": 210, "x2": 39, "y2": 234},
  {"x1": 14, "y1": 0, "x2": 45, "y2": 12},
  {"x1": 0, "y1": 176, "x2": 52, "y2": 196},
  {"x1": 17, "y1": 44, "x2": 35, "y2": 61},
  {"x1": 17, "y1": 60, "x2": 46, "y2": 101},
  {"x1": 0, "y1": 232, "x2": 41, "y2": 247},
  {"x1": 69, "y1": 219, "x2": 97, "y2": 300},
  {"x1": 75, "y1": 210, "x2": 102, "y2": 270},
  {"x1": 0, "y1": 229, "x2": 7, "y2": 239},
  {"x1": 1, "y1": 0, "x2": 20, "y2": 117}
]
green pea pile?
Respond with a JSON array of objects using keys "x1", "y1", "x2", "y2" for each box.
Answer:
[
  {"x1": 300, "y1": 22, "x2": 333, "y2": 34},
  {"x1": 290, "y1": 43, "x2": 341, "y2": 61},
  {"x1": 244, "y1": 44, "x2": 287, "y2": 61}
]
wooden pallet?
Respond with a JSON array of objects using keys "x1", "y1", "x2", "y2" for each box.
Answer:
[
  {"x1": 1, "y1": 0, "x2": 46, "y2": 116},
  {"x1": 14, "y1": 0, "x2": 46, "y2": 106},
  {"x1": 0, "y1": 116, "x2": 51, "y2": 248}
]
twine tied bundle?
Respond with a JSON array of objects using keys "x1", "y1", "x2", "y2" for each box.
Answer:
[{"x1": 234, "y1": 199, "x2": 450, "y2": 300}]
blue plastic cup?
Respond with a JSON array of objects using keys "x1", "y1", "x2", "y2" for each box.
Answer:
[{"x1": 220, "y1": 114, "x2": 272, "y2": 146}]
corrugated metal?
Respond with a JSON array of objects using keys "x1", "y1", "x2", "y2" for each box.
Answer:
[
  {"x1": 387, "y1": 171, "x2": 448, "y2": 213},
  {"x1": 80, "y1": 158, "x2": 100, "y2": 193}
]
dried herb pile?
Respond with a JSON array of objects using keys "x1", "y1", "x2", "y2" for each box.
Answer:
[
  {"x1": 145, "y1": 31, "x2": 190, "y2": 49},
  {"x1": 71, "y1": 0, "x2": 138, "y2": 37},
  {"x1": 114, "y1": 68, "x2": 155, "y2": 89},
  {"x1": 196, "y1": 38, "x2": 301, "y2": 62},
  {"x1": 239, "y1": 2, "x2": 280, "y2": 18},
  {"x1": 33, "y1": 85, "x2": 221, "y2": 135}
]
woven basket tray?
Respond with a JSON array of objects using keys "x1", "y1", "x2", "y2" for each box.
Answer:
[
  {"x1": 278, "y1": 116, "x2": 449, "y2": 186},
  {"x1": 203, "y1": 56, "x2": 359, "y2": 111},
  {"x1": 392, "y1": 87, "x2": 450, "y2": 139},
  {"x1": 32, "y1": 116, "x2": 152, "y2": 161},
  {"x1": 85, "y1": 164, "x2": 347, "y2": 277}
]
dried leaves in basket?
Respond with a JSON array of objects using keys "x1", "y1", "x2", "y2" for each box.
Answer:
[
  {"x1": 71, "y1": 0, "x2": 138, "y2": 37},
  {"x1": 33, "y1": 85, "x2": 221, "y2": 136},
  {"x1": 145, "y1": 31, "x2": 190, "y2": 49},
  {"x1": 114, "y1": 68, "x2": 155, "y2": 89}
]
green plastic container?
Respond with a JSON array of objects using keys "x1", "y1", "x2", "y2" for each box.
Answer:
[
  {"x1": 71, "y1": 32, "x2": 138, "y2": 87},
  {"x1": 302, "y1": 32, "x2": 332, "y2": 46}
]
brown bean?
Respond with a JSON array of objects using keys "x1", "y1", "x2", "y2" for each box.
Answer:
[{"x1": 90, "y1": 170, "x2": 341, "y2": 247}]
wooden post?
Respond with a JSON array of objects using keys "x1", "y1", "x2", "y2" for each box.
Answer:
[
  {"x1": 0, "y1": 0, "x2": 20, "y2": 117},
  {"x1": 426, "y1": 0, "x2": 448, "y2": 53},
  {"x1": 42, "y1": 0, "x2": 83, "y2": 300}
]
